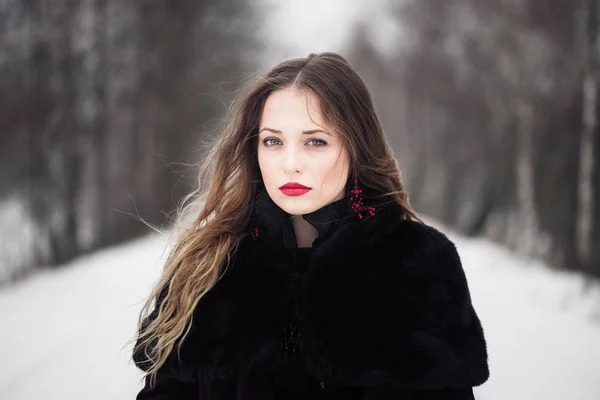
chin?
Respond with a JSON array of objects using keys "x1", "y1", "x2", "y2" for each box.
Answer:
[
  {"x1": 280, "y1": 204, "x2": 309, "y2": 216},
  {"x1": 277, "y1": 198, "x2": 314, "y2": 214}
]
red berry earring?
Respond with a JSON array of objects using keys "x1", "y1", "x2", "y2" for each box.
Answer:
[{"x1": 349, "y1": 170, "x2": 375, "y2": 220}]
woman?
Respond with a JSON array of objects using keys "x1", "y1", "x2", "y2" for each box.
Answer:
[{"x1": 131, "y1": 52, "x2": 489, "y2": 399}]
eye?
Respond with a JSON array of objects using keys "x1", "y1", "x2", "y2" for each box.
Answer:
[
  {"x1": 261, "y1": 138, "x2": 328, "y2": 147},
  {"x1": 262, "y1": 138, "x2": 280, "y2": 147},
  {"x1": 308, "y1": 139, "x2": 328, "y2": 147}
]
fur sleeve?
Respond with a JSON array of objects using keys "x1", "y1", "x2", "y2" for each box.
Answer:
[
  {"x1": 303, "y1": 220, "x2": 490, "y2": 389},
  {"x1": 400, "y1": 223, "x2": 490, "y2": 389}
]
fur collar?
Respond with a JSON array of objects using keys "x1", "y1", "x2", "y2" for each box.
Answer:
[
  {"x1": 250, "y1": 182, "x2": 406, "y2": 260},
  {"x1": 133, "y1": 187, "x2": 490, "y2": 390}
]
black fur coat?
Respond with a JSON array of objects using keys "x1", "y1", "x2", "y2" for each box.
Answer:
[{"x1": 133, "y1": 187, "x2": 490, "y2": 399}]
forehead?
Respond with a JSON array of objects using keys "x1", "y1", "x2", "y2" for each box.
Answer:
[{"x1": 259, "y1": 87, "x2": 326, "y2": 129}]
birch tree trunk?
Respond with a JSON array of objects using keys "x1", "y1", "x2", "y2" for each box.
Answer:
[{"x1": 578, "y1": 0, "x2": 599, "y2": 272}]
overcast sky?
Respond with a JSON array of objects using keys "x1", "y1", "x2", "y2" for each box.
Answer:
[{"x1": 257, "y1": 0, "x2": 401, "y2": 65}]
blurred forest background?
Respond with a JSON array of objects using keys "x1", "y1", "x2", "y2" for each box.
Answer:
[{"x1": 1, "y1": 0, "x2": 599, "y2": 284}]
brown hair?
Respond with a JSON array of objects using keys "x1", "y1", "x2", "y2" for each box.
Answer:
[{"x1": 128, "y1": 52, "x2": 421, "y2": 387}]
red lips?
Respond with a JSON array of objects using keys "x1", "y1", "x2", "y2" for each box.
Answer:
[
  {"x1": 279, "y1": 182, "x2": 311, "y2": 197},
  {"x1": 279, "y1": 182, "x2": 310, "y2": 189}
]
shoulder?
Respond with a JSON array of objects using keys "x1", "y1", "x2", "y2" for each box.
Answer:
[
  {"x1": 385, "y1": 219, "x2": 462, "y2": 274},
  {"x1": 375, "y1": 219, "x2": 472, "y2": 318},
  {"x1": 393, "y1": 218, "x2": 457, "y2": 249}
]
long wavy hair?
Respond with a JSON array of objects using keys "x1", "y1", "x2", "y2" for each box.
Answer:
[{"x1": 129, "y1": 52, "x2": 422, "y2": 386}]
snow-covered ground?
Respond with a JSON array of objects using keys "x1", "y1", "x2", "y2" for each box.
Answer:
[
  {"x1": 1, "y1": 222, "x2": 599, "y2": 400},
  {"x1": 0, "y1": 234, "x2": 168, "y2": 400}
]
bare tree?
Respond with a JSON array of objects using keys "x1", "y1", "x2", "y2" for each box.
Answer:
[
  {"x1": 579, "y1": 0, "x2": 599, "y2": 275},
  {"x1": 0, "y1": 0, "x2": 262, "y2": 283},
  {"x1": 347, "y1": 0, "x2": 598, "y2": 276}
]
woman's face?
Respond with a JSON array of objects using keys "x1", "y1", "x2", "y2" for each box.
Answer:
[{"x1": 258, "y1": 86, "x2": 350, "y2": 216}]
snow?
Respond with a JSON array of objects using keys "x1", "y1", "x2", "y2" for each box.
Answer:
[
  {"x1": 451, "y1": 229, "x2": 600, "y2": 400},
  {"x1": 0, "y1": 234, "x2": 168, "y2": 400},
  {"x1": 1, "y1": 222, "x2": 600, "y2": 400}
]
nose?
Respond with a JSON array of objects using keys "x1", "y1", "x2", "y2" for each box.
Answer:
[{"x1": 282, "y1": 144, "x2": 304, "y2": 175}]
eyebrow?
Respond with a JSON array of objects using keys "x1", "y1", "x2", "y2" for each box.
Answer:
[{"x1": 259, "y1": 127, "x2": 332, "y2": 136}]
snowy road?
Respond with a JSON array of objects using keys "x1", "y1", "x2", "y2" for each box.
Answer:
[
  {"x1": 0, "y1": 235, "x2": 167, "y2": 400},
  {"x1": 1, "y1": 226, "x2": 600, "y2": 400}
]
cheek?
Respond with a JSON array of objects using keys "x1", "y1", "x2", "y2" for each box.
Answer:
[
  {"x1": 257, "y1": 149, "x2": 269, "y2": 168},
  {"x1": 257, "y1": 151, "x2": 276, "y2": 181},
  {"x1": 322, "y1": 153, "x2": 350, "y2": 182}
]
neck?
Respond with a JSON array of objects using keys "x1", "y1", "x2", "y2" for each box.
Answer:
[{"x1": 290, "y1": 214, "x2": 319, "y2": 248}]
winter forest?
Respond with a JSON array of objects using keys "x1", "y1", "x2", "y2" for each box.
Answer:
[{"x1": 1, "y1": 0, "x2": 600, "y2": 399}]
